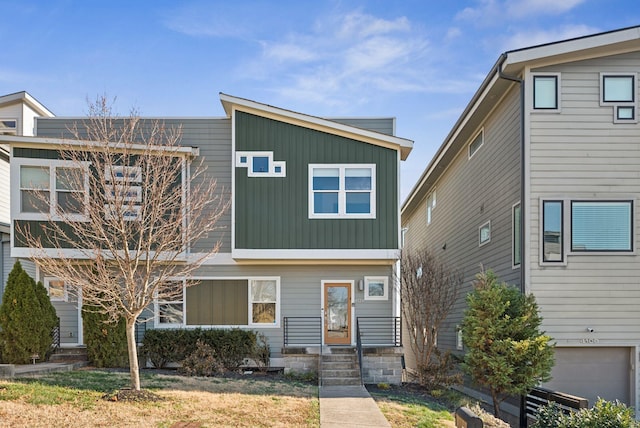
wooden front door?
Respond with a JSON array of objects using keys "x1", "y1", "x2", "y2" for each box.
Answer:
[{"x1": 323, "y1": 282, "x2": 351, "y2": 345}]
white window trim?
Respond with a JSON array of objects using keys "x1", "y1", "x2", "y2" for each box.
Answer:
[
  {"x1": 105, "y1": 165, "x2": 142, "y2": 183},
  {"x1": 235, "y1": 151, "x2": 286, "y2": 177},
  {"x1": 105, "y1": 184, "x2": 142, "y2": 202},
  {"x1": 0, "y1": 117, "x2": 18, "y2": 135},
  {"x1": 13, "y1": 157, "x2": 90, "y2": 222},
  {"x1": 248, "y1": 278, "x2": 281, "y2": 327},
  {"x1": 364, "y1": 276, "x2": 388, "y2": 301},
  {"x1": 44, "y1": 277, "x2": 68, "y2": 302},
  {"x1": 104, "y1": 204, "x2": 142, "y2": 221},
  {"x1": 467, "y1": 129, "x2": 484, "y2": 159},
  {"x1": 532, "y1": 73, "x2": 561, "y2": 112},
  {"x1": 153, "y1": 276, "x2": 281, "y2": 329},
  {"x1": 600, "y1": 72, "x2": 638, "y2": 124},
  {"x1": 154, "y1": 279, "x2": 186, "y2": 328},
  {"x1": 426, "y1": 190, "x2": 436, "y2": 225},
  {"x1": 309, "y1": 163, "x2": 376, "y2": 219},
  {"x1": 479, "y1": 220, "x2": 491, "y2": 247}
]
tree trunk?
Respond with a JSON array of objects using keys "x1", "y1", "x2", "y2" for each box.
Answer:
[
  {"x1": 491, "y1": 388, "x2": 501, "y2": 419},
  {"x1": 126, "y1": 317, "x2": 140, "y2": 391}
]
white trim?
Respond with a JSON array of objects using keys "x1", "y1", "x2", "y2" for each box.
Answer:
[
  {"x1": 153, "y1": 279, "x2": 185, "y2": 328},
  {"x1": 235, "y1": 151, "x2": 286, "y2": 177},
  {"x1": 44, "y1": 276, "x2": 68, "y2": 302},
  {"x1": 248, "y1": 278, "x2": 281, "y2": 327},
  {"x1": 12, "y1": 157, "x2": 90, "y2": 222},
  {"x1": 479, "y1": 220, "x2": 491, "y2": 247},
  {"x1": 232, "y1": 248, "x2": 400, "y2": 260},
  {"x1": 467, "y1": 128, "x2": 484, "y2": 159},
  {"x1": 11, "y1": 247, "x2": 187, "y2": 260},
  {"x1": 364, "y1": 276, "x2": 388, "y2": 301},
  {"x1": 600, "y1": 72, "x2": 638, "y2": 124},
  {"x1": 104, "y1": 165, "x2": 142, "y2": 183},
  {"x1": 426, "y1": 190, "x2": 436, "y2": 225},
  {"x1": 0, "y1": 117, "x2": 18, "y2": 135},
  {"x1": 104, "y1": 185, "x2": 142, "y2": 202},
  {"x1": 321, "y1": 280, "x2": 355, "y2": 346},
  {"x1": 308, "y1": 163, "x2": 376, "y2": 219}
]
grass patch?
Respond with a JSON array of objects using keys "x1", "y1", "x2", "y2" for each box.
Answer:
[{"x1": 0, "y1": 369, "x2": 319, "y2": 427}]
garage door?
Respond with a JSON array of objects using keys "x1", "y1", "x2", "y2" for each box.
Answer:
[{"x1": 543, "y1": 347, "x2": 631, "y2": 407}]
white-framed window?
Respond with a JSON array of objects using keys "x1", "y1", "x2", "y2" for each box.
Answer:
[
  {"x1": 364, "y1": 276, "x2": 388, "y2": 300},
  {"x1": 236, "y1": 151, "x2": 286, "y2": 177},
  {"x1": 105, "y1": 185, "x2": 142, "y2": 202},
  {"x1": 513, "y1": 202, "x2": 521, "y2": 267},
  {"x1": 479, "y1": 221, "x2": 491, "y2": 246},
  {"x1": 44, "y1": 277, "x2": 68, "y2": 302},
  {"x1": 571, "y1": 200, "x2": 633, "y2": 253},
  {"x1": 533, "y1": 74, "x2": 560, "y2": 110},
  {"x1": 15, "y1": 158, "x2": 89, "y2": 221},
  {"x1": 104, "y1": 204, "x2": 142, "y2": 221},
  {"x1": 309, "y1": 164, "x2": 376, "y2": 219},
  {"x1": 600, "y1": 73, "x2": 637, "y2": 123},
  {"x1": 542, "y1": 200, "x2": 564, "y2": 263},
  {"x1": 468, "y1": 130, "x2": 484, "y2": 159},
  {"x1": 155, "y1": 280, "x2": 185, "y2": 326},
  {"x1": 105, "y1": 165, "x2": 142, "y2": 183},
  {"x1": 0, "y1": 118, "x2": 17, "y2": 135},
  {"x1": 426, "y1": 190, "x2": 436, "y2": 225},
  {"x1": 456, "y1": 325, "x2": 463, "y2": 350},
  {"x1": 249, "y1": 279, "x2": 279, "y2": 325}
]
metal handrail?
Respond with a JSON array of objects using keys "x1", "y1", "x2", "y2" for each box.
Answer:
[
  {"x1": 356, "y1": 317, "x2": 401, "y2": 347},
  {"x1": 356, "y1": 318, "x2": 364, "y2": 385},
  {"x1": 283, "y1": 317, "x2": 322, "y2": 347}
]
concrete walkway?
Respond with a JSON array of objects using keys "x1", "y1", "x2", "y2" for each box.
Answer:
[
  {"x1": 0, "y1": 361, "x2": 87, "y2": 378},
  {"x1": 320, "y1": 385, "x2": 391, "y2": 428}
]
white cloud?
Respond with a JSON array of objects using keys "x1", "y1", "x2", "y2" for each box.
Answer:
[
  {"x1": 457, "y1": 0, "x2": 587, "y2": 23},
  {"x1": 507, "y1": 0, "x2": 587, "y2": 18},
  {"x1": 502, "y1": 24, "x2": 599, "y2": 51}
]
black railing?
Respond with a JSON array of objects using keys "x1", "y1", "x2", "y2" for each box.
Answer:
[
  {"x1": 283, "y1": 317, "x2": 322, "y2": 347},
  {"x1": 356, "y1": 318, "x2": 364, "y2": 385},
  {"x1": 356, "y1": 317, "x2": 401, "y2": 347},
  {"x1": 51, "y1": 317, "x2": 61, "y2": 352}
]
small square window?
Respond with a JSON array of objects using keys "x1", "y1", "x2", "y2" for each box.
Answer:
[
  {"x1": 240, "y1": 156, "x2": 247, "y2": 164},
  {"x1": 274, "y1": 166, "x2": 281, "y2": 173},
  {"x1": 364, "y1": 276, "x2": 388, "y2": 300},
  {"x1": 252, "y1": 157, "x2": 269, "y2": 173},
  {"x1": 45, "y1": 278, "x2": 68, "y2": 302},
  {"x1": 479, "y1": 221, "x2": 491, "y2": 246},
  {"x1": 533, "y1": 75, "x2": 558, "y2": 109},
  {"x1": 603, "y1": 75, "x2": 634, "y2": 103},
  {"x1": 617, "y1": 106, "x2": 635, "y2": 120}
]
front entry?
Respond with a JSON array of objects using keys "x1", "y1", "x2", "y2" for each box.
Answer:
[{"x1": 323, "y1": 282, "x2": 352, "y2": 345}]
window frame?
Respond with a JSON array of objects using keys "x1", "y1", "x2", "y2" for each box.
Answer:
[
  {"x1": 364, "y1": 276, "x2": 388, "y2": 301},
  {"x1": 426, "y1": 190, "x2": 436, "y2": 225},
  {"x1": 570, "y1": 200, "x2": 634, "y2": 254},
  {"x1": 154, "y1": 280, "x2": 185, "y2": 328},
  {"x1": 15, "y1": 158, "x2": 90, "y2": 222},
  {"x1": 512, "y1": 202, "x2": 521, "y2": 268},
  {"x1": 468, "y1": 129, "x2": 484, "y2": 159},
  {"x1": 235, "y1": 151, "x2": 286, "y2": 177},
  {"x1": 248, "y1": 278, "x2": 280, "y2": 326},
  {"x1": 479, "y1": 220, "x2": 491, "y2": 247},
  {"x1": 600, "y1": 73, "x2": 637, "y2": 124},
  {"x1": 541, "y1": 199, "x2": 565, "y2": 264},
  {"x1": 532, "y1": 73, "x2": 561, "y2": 111},
  {"x1": 0, "y1": 118, "x2": 18, "y2": 135},
  {"x1": 44, "y1": 277, "x2": 68, "y2": 302},
  {"x1": 308, "y1": 164, "x2": 376, "y2": 219}
]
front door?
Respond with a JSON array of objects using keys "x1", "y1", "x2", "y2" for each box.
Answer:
[{"x1": 323, "y1": 282, "x2": 351, "y2": 345}]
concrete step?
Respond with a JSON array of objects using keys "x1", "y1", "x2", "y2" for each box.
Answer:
[
  {"x1": 321, "y1": 354, "x2": 356, "y2": 362},
  {"x1": 321, "y1": 369, "x2": 360, "y2": 378},
  {"x1": 326, "y1": 347, "x2": 356, "y2": 354},
  {"x1": 49, "y1": 347, "x2": 88, "y2": 363},
  {"x1": 321, "y1": 361, "x2": 355, "y2": 370},
  {"x1": 322, "y1": 376, "x2": 362, "y2": 386}
]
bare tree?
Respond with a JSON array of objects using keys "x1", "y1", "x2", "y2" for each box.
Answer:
[
  {"x1": 400, "y1": 248, "x2": 462, "y2": 387},
  {"x1": 16, "y1": 96, "x2": 229, "y2": 390}
]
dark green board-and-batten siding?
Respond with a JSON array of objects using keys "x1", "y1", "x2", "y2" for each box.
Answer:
[{"x1": 234, "y1": 112, "x2": 398, "y2": 250}]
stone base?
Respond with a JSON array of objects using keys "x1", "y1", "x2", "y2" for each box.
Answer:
[
  {"x1": 0, "y1": 364, "x2": 15, "y2": 378},
  {"x1": 281, "y1": 348, "x2": 319, "y2": 375},
  {"x1": 361, "y1": 346, "x2": 403, "y2": 385}
]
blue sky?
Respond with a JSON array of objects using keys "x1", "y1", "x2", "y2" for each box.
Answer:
[{"x1": 1, "y1": 1, "x2": 638, "y2": 199}]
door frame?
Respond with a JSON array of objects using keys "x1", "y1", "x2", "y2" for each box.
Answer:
[{"x1": 320, "y1": 280, "x2": 355, "y2": 346}]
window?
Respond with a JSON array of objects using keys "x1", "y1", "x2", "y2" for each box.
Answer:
[
  {"x1": 250, "y1": 279, "x2": 278, "y2": 324},
  {"x1": 44, "y1": 277, "x2": 68, "y2": 302},
  {"x1": 156, "y1": 281, "x2": 184, "y2": 326},
  {"x1": 309, "y1": 164, "x2": 376, "y2": 219},
  {"x1": 0, "y1": 119, "x2": 17, "y2": 135},
  {"x1": 571, "y1": 201, "x2": 632, "y2": 252},
  {"x1": 601, "y1": 74, "x2": 637, "y2": 123},
  {"x1": 235, "y1": 151, "x2": 285, "y2": 177},
  {"x1": 542, "y1": 200, "x2": 563, "y2": 263},
  {"x1": 364, "y1": 276, "x2": 388, "y2": 300},
  {"x1": 456, "y1": 325, "x2": 463, "y2": 350},
  {"x1": 17, "y1": 160, "x2": 88, "y2": 221},
  {"x1": 533, "y1": 75, "x2": 559, "y2": 109},
  {"x1": 513, "y1": 203, "x2": 521, "y2": 266},
  {"x1": 426, "y1": 190, "x2": 436, "y2": 225},
  {"x1": 479, "y1": 221, "x2": 491, "y2": 246},
  {"x1": 468, "y1": 130, "x2": 484, "y2": 158},
  {"x1": 104, "y1": 165, "x2": 141, "y2": 183}
]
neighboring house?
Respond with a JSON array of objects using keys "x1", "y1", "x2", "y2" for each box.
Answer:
[
  {"x1": 401, "y1": 25, "x2": 640, "y2": 415},
  {"x1": 0, "y1": 92, "x2": 54, "y2": 298},
  {"x1": 3, "y1": 93, "x2": 412, "y2": 383}
]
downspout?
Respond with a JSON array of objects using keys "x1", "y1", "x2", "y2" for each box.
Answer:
[
  {"x1": 497, "y1": 54, "x2": 528, "y2": 428},
  {"x1": 497, "y1": 54, "x2": 526, "y2": 295}
]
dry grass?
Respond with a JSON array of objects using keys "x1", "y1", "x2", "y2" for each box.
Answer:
[{"x1": 0, "y1": 370, "x2": 319, "y2": 428}]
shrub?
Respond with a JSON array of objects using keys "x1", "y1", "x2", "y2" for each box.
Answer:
[
  {"x1": 532, "y1": 398, "x2": 638, "y2": 428},
  {"x1": 141, "y1": 328, "x2": 266, "y2": 370},
  {"x1": 34, "y1": 280, "x2": 58, "y2": 359},
  {"x1": 417, "y1": 348, "x2": 462, "y2": 389},
  {"x1": 82, "y1": 304, "x2": 128, "y2": 368},
  {"x1": 180, "y1": 340, "x2": 224, "y2": 376},
  {"x1": 0, "y1": 262, "x2": 56, "y2": 364}
]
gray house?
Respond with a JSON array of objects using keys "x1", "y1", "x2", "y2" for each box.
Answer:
[
  {"x1": 3, "y1": 93, "x2": 412, "y2": 384},
  {"x1": 401, "y1": 26, "x2": 640, "y2": 415}
]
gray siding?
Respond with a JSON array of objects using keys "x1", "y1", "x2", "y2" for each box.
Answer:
[
  {"x1": 35, "y1": 117, "x2": 233, "y2": 253},
  {"x1": 528, "y1": 51, "x2": 640, "y2": 343},
  {"x1": 402, "y1": 86, "x2": 521, "y2": 357},
  {"x1": 178, "y1": 264, "x2": 393, "y2": 357},
  {"x1": 329, "y1": 118, "x2": 395, "y2": 136}
]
